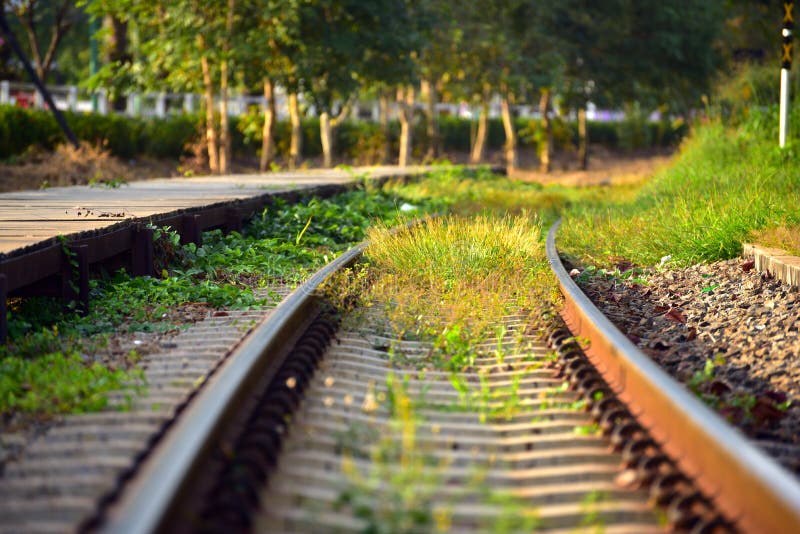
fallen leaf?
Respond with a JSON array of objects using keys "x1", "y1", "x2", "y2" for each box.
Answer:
[
  {"x1": 653, "y1": 305, "x2": 670, "y2": 314},
  {"x1": 664, "y1": 308, "x2": 687, "y2": 323},
  {"x1": 686, "y1": 327, "x2": 697, "y2": 341},
  {"x1": 651, "y1": 340, "x2": 670, "y2": 351},
  {"x1": 752, "y1": 398, "x2": 785, "y2": 424},
  {"x1": 708, "y1": 379, "x2": 731, "y2": 395},
  {"x1": 762, "y1": 390, "x2": 788, "y2": 404}
]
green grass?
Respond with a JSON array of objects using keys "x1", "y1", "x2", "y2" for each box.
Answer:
[
  {"x1": 389, "y1": 164, "x2": 635, "y2": 224},
  {"x1": 559, "y1": 106, "x2": 800, "y2": 268},
  {"x1": 0, "y1": 349, "x2": 141, "y2": 418},
  {"x1": 1, "y1": 182, "x2": 443, "y2": 422},
  {"x1": 364, "y1": 213, "x2": 554, "y2": 350}
]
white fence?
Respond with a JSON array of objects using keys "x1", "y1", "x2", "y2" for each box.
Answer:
[{"x1": 4, "y1": 80, "x2": 634, "y2": 122}]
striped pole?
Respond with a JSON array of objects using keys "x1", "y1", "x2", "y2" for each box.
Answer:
[{"x1": 780, "y1": 2, "x2": 794, "y2": 148}]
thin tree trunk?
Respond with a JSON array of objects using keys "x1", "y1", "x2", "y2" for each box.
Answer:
[
  {"x1": 379, "y1": 88, "x2": 391, "y2": 164},
  {"x1": 470, "y1": 94, "x2": 489, "y2": 164},
  {"x1": 288, "y1": 91, "x2": 302, "y2": 169},
  {"x1": 199, "y1": 42, "x2": 219, "y2": 174},
  {"x1": 320, "y1": 111, "x2": 333, "y2": 168},
  {"x1": 578, "y1": 106, "x2": 588, "y2": 170},
  {"x1": 319, "y1": 100, "x2": 353, "y2": 168},
  {"x1": 422, "y1": 78, "x2": 440, "y2": 160},
  {"x1": 260, "y1": 78, "x2": 276, "y2": 172},
  {"x1": 218, "y1": 0, "x2": 235, "y2": 174},
  {"x1": 539, "y1": 89, "x2": 551, "y2": 173},
  {"x1": 104, "y1": 15, "x2": 129, "y2": 111},
  {"x1": 500, "y1": 94, "x2": 517, "y2": 174},
  {"x1": 219, "y1": 61, "x2": 230, "y2": 174},
  {"x1": 397, "y1": 85, "x2": 415, "y2": 167}
]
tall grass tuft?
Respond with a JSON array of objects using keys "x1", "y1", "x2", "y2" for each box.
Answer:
[{"x1": 364, "y1": 213, "x2": 554, "y2": 346}]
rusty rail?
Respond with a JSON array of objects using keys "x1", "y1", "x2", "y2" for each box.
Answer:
[
  {"x1": 99, "y1": 243, "x2": 365, "y2": 534},
  {"x1": 546, "y1": 219, "x2": 800, "y2": 534}
]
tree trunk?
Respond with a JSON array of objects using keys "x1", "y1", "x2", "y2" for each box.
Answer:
[
  {"x1": 260, "y1": 78, "x2": 276, "y2": 172},
  {"x1": 379, "y1": 89, "x2": 391, "y2": 164},
  {"x1": 500, "y1": 95, "x2": 517, "y2": 174},
  {"x1": 320, "y1": 111, "x2": 334, "y2": 168},
  {"x1": 18, "y1": 0, "x2": 72, "y2": 82},
  {"x1": 219, "y1": 59, "x2": 230, "y2": 174},
  {"x1": 470, "y1": 95, "x2": 489, "y2": 164},
  {"x1": 319, "y1": 100, "x2": 353, "y2": 168},
  {"x1": 199, "y1": 47, "x2": 219, "y2": 174},
  {"x1": 539, "y1": 89, "x2": 551, "y2": 173},
  {"x1": 218, "y1": 0, "x2": 235, "y2": 174},
  {"x1": 288, "y1": 91, "x2": 303, "y2": 169},
  {"x1": 422, "y1": 78, "x2": 440, "y2": 160},
  {"x1": 104, "y1": 15, "x2": 130, "y2": 112},
  {"x1": 397, "y1": 85, "x2": 416, "y2": 167},
  {"x1": 578, "y1": 106, "x2": 588, "y2": 170}
]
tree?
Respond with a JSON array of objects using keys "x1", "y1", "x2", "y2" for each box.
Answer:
[
  {"x1": 88, "y1": 0, "x2": 242, "y2": 174},
  {"x1": 1, "y1": 0, "x2": 81, "y2": 82},
  {"x1": 238, "y1": 0, "x2": 303, "y2": 171},
  {"x1": 556, "y1": 0, "x2": 724, "y2": 169},
  {"x1": 295, "y1": 0, "x2": 418, "y2": 168}
]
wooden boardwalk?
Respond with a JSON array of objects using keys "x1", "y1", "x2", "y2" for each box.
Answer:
[{"x1": 0, "y1": 166, "x2": 429, "y2": 257}]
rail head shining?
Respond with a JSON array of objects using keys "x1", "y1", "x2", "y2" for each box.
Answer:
[
  {"x1": 100, "y1": 242, "x2": 365, "y2": 534},
  {"x1": 546, "y1": 219, "x2": 800, "y2": 534}
]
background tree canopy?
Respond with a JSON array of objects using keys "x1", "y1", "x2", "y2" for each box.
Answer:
[{"x1": 0, "y1": 0, "x2": 786, "y2": 171}]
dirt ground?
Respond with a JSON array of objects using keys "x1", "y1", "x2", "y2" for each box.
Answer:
[
  {"x1": 0, "y1": 144, "x2": 674, "y2": 193},
  {"x1": 508, "y1": 146, "x2": 674, "y2": 187}
]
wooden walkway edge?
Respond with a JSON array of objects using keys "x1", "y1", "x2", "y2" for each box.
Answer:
[{"x1": 0, "y1": 165, "x2": 438, "y2": 342}]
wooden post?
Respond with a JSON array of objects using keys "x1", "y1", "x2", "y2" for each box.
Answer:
[
  {"x1": 181, "y1": 214, "x2": 202, "y2": 246},
  {"x1": 132, "y1": 225, "x2": 155, "y2": 277},
  {"x1": 63, "y1": 245, "x2": 89, "y2": 316},
  {"x1": 0, "y1": 274, "x2": 7, "y2": 343},
  {"x1": 225, "y1": 207, "x2": 242, "y2": 234}
]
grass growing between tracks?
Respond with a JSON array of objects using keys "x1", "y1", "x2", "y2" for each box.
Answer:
[
  {"x1": 559, "y1": 107, "x2": 800, "y2": 267},
  {"x1": 331, "y1": 213, "x2": 610, "y2": 530},
  {"x1": 364, "y1": 213, "x2": 554, "y2": 349}
]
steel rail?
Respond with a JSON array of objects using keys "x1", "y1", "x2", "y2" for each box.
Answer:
[
  {"x1": 100, "y1": 242, "x2": 366, "y2": 534},
  {"x1": 546, "y1": 219, "x2": 800, "y2": 534}
]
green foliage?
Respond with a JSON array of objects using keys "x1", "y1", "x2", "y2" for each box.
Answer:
[
  {"x1": 0, "y1": 103, "x2": 686, "y2": 164},
  {"x1": 713, "y1": 62, "x2": 781, "y2": 121},
  {"x1": 0, "y1": 105, "x2": 198, "y2": 160},
  {"x1": 0, "y1": 105, "x2": 61, "y2": 157},
  {"x1": 0, "y1": 349, "x2": 134, "y2": 417},
  {"x1": 561, "y1": 106, "x2": 800, "y2": 267}
]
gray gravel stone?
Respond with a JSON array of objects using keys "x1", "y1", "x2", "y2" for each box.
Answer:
[{"x1": 578, "y1": 258, "x2": 800, "y2": 476}]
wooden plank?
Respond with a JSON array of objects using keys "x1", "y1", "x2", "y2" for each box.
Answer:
[{"x1": 0, "y1": 166, "x2": 434, "y2": 258}]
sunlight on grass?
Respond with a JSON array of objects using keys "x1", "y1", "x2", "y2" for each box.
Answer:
[
  {"x1": 749, "y1": 225, "x2": 800, "y2": 256},
  {"x1": 364, "y1": 213, "x2": 555, "y2": 345},
  {"x1": 560, "y1": 109, "x2": 800, "y2": 268}
]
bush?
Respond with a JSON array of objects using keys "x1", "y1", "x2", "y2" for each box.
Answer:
[
  {"x1": 0, "y1": 106, "x2": 61, "y2": 158},
  {"x1": 0, "y1": 105, "x2": 197, "y2": 160},
  {"x1": 1, "y1": 104, "x2": 688, "y2": 164}
]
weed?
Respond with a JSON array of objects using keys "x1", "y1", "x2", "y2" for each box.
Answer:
[{"x1": 579, "y1": 490, "x2": 609, "y2": 531}]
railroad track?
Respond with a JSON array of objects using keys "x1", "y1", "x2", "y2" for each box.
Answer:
[{"x1": 4, "y1": 218, "x2": 800, "y2": 533}]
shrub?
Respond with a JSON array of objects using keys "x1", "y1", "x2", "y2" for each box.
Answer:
[{"x1": 1, "y1": 104, "x2": 688, "y2": 164}]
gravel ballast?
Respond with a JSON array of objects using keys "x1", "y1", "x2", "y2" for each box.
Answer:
[{"x1": 576, "y1": 257, "x2": 800, "y2": 476}]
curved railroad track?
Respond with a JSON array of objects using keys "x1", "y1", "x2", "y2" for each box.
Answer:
[{"x1": 4, "y1": 218, "x2": 800, "y2": 533}]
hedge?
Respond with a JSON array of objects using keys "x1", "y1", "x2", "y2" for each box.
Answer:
[
  {"x1": 0, "y1": 104, "x2": 687, "y2": 162},
  {"x1": 0, "y1": 105, "x2": 200, "y2": 160}
]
